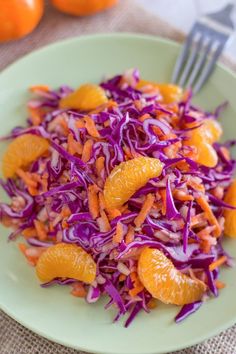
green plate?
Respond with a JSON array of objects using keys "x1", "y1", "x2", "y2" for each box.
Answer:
[{"x1": 0, "y1": 33, "x2": 236, "y2": 354}]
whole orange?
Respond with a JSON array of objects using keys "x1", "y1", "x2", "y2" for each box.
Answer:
[
  {"x1": 51, "y1": 0, "x2": 118, "y2": 16},
  {"x1": 0, "y1": 0, "x2": 44, "y2": 42}
]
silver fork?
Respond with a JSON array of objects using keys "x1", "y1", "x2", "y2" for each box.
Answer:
[{"x1": 172, "y1": 4, "x2": 235, "y2": 94}]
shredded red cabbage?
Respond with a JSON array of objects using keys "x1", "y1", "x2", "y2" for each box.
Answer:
[{"x1": 0, "y1": 69, "x2": 235, "y2": 327}]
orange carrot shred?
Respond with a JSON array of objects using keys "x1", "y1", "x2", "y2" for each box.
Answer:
[
  {"x1": 147, "y1": 298, "x2": 157, "y2": 309},
  {"x1": 99, "y1": 210, "x2": 111, "y2": 232},
  {"x1": 119, "y1": 274, "x2": 126, "y2": 282},
  {"x1": 209, "y1": 256, "x2": 227, "y2": 271},
  {"x1": 196, "y1": 196, "x2": 221, "y2": 237},
  {"x1": 16, "y1": 169, "x2": 38, "y2": 188},
  {"x1": 98, "y1": 192, "x2": 106, "y2": 210},
  {"x1": 71, "y1": 282, "x2": 86, "y2": 298},
  {"x1": 129, "y1": 284, "x2": 144, "y2": 297},
  {"x1": 191, "y1": 213, "x2": 207, "y2": 228},
  {"x1": 67, "y1": 133, "x2": 83, "y2": 155},
  {"x1": 34, "y1": 220, "x2": 47, "y2": 241},
  {"x1": 30, "y1": 85, "x2": 50, "y2": 93},
  {"x1": 187, "y1": 179, "x2": 205, "y2": 192},
  {"x1": 84, "y1": 116, "x2": 100, "y2": 138},
  {"x1": 134, "y1": 193, "x2": 155, "y2": 228},
  {"x1": 139, "y1": 113, "x2": 150, "y2": 122},
  {"x1": 75, "y1": 120, "x2": 85, "y2": 129},
  {"x1": 215, "y1": 280, "x2": 226, "y2": 289},
  {"x1": 18, "y1": 243, "x2": 27, "y2": 254},
  {"x1": 173, "y1": 189, "x2": 194, "y2": 201},
  {"x1": 113, "y1": 222, "x2": 124, "y2": 244},
  {"x1": 28, "y1": 108, "x2": 42, "y2": 126},
  {"x1": 81, "y1": 139, "x2": 93, "y2": 163},
  {"x1": 125, "y1": 226, "x2": 135, "y2": 244},
  {"x1": 88, "y1": 185, "x2": 99, "y2": 219},
  {"x1": 22, "y1": 227, "x2": 37, "y2": 238},
  {"x1": 107, "y1": 208, "x2": 122, "y2": 220},
  {"x1": 219, "y1": 146, "x2": 230, "y2": 161},
  {"x1": 159, "y1": 189, "x2": 167, "y2": 216},
  {"x1": 96, "y1": 156, "x2": 105, "y2": 176}
]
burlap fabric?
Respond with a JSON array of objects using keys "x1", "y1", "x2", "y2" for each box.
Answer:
[{"x1": 0, "y1": 0, "x2": 236, "y2": 353}]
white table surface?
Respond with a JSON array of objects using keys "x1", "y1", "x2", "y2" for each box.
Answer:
[{"x1": 136, "y1": 0, "x2": 236, "y2": 61}]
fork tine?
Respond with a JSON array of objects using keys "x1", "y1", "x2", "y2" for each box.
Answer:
[
  {"x1": 193, "y1": 41, "x2": 226, "y2": 94},
  {"x1": 172, "y1": 28, "x2": 196, "y2": 83},
  {"x1": 186, "y1": 37, "x2": 214, "y2": 88},
  {"x1": 178, "y1": 33, "x2": 204, "y2": 87}
]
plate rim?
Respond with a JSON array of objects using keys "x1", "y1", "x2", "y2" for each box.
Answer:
[{"x1": 1, "y1": 32, "x2": 236, "y2": 354}]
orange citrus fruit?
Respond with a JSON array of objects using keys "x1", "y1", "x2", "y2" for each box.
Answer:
[
  {"x1": 51, "y1": 0, "x2": 118, "y2": 17},
  {"x1": 0, "y1": 0, "x2": 44, "y2": 43},
  {"x1": 185, "y1": 119, "x2": 222, "y2": 167},
  {"x1": 224, "y1": 179, "x2": 236, "y2": 237},
  {"x1": 136, "y1": 80, "x2": 183, "y2": 104},
  {"x1": 59, "y1": 84, "x2": 108, "y2": 111},
  {"x1": 104, "y1": 157, "x2": 163, "y2": 209},
  {"x1": 138, "y1": 248, "x2": 206, "y2": 305},
  {"x1": 2, "y1": 134, "x2": 49, "y2": 178},
  {"x1": 36, "y1": 243, "x2": 96, "y2": 283}
]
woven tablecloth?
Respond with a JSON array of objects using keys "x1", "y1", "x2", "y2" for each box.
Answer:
[{"x1": 1, "y1": 1, "x2": 236, "y2": 353}]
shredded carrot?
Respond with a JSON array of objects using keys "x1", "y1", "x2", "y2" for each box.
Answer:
[
  {"x1": 173, "y1": 189, "x2": 194, "y2": 201},
  {"x1": 134, "y1": 193, "x2": 155, "y2": 228},
  {"x1": 197, "y1": 226, "x2": 215, "y2": 239},
  {"x1": 81, "y1": 139, "x2": 93, "y2": 163},
  {"x1": 119, "y1": 274, "x2": 126, "y2": 282},
  {"x1": 159, "y1": 189, "x2": 166, "y2": 216},
  {"x1": 16, "y1": 169, "x2": 37, "y2": 188},
  {"x1": 134, "y1": 100, "x2": 142, "y2": 111},
  {"x1": 125, "y1": 226, "x2": 135, "y2": 244},
  {"x1": 138, "y1": 113, "x2": 150, "y2": 122},
  {"x1": 113, "y1": 222, "x2": 124, "y2": 243},
  {"x1": 88, "y1": 185, "x2": 99, "y2": 219},
  {"x1": 200, "y1": 239, "x2": 211, "y2": 254},
  {"x1": 18, "y1": 243, "x2": 27, "y2": 254},
  {"x1": 129, "y1": 284, "x2": 144, "y2": 297},
  {"x1": 107, "y1": 208, "x2": 122, "y2": 220},
  {"x1": 41, "y1": 172, "x2": 49, "y2": 192},
  {"x1": 34, "y1": 220, "x2": 47, "y2": 241},
  {"x1": 187, "y1": 179, "x2": 205, "y2": 192},
  {"x1": 61, "y1": 205, "x2": 71, "y2": 218},
  {"x1": 152, "y1": 126, "x2": 163, "y2": 136},
  {"x1": 100, "y1": 210, "x2": 111, "y2": 232},
  {"x1": 191, "y1": 213, "x2": 207, "y2": 228},
  {"x1": 30, "y1": 85, "x2": 50, "y2": 93},
  {"x1": 123, "y1": 146, "x2": 132, "y2": 159},
  {"x1": 22, "y1": 227, "x2": 37, "y2": 238},
  {"x1": 98, "y1": 192, "x2": 106, "y2": 210},
  {"x1": 67, "y1": 133, "x2": 83, "y2": 155},
  {"x1": 58, "y1": 116, "x2": 69, "y2": 134},
  {"x1": 70, "y1": 282, "x2": 86, "y2": 298},
  {"x1": 215, "y1": 280, "x2": 226, "y2": 289},
  {"x1": 62, "y1": 220, "x2": 68, "y2": 229},
  {"x1": 28, "y1": 186, "x2": 39, "y2": 196},
  {"x1": 129, "y1": 271, "x2": 144, "y2": 297},
  {"x1": 75, "y1": 120, "x2": 85, "y2": 129},
  {"x1": 209, "y1": 256, "x2": 227, "y2": 271},
  {"x1": 28, "y1": 107, "x2": 42, "y2": 126},
  {"x1": 95, "y1": 156, "x2": 105, "y2": 176},
  {"x1": 84, "y1": 116, "x2": 100, "y2": 138},
  {"x1": 147, "y1": 298, "x2": 157, "y2": 309},
  {"x1": 220, "y1": 146, "x2": 230, "y2": 161},
  {"x1": 196, "y1": 196, "x2": 221, "y2": 237}
]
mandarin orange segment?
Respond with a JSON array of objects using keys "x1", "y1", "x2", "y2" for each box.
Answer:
[
  {"x1": 136, "y1": 80, "x2": 183, "y2": 104},
  {"x1": 185, "y1": 119, "x2": 222, "y2": 167},
  {"x1": 2, "y1": 134, "x2": 49, "y2": 178},
  {"x1": 138, "y1": 248, "x2": 206, "y2": 305},
  {"x1": 224, "y1": 179, "x2": 236, "y2": 237},
  {"x1": 36, "y1": 243, "x2": 96, "y2": 283},
  {"x1": 59, "y1": 84, "x2": 108, "y2": 111},
  {"x1": 104, "y1": 157, "x2": 163, "y2": 209},
  {"x1": 196, "y1": 143, "x2": 218, "y2": 168}
]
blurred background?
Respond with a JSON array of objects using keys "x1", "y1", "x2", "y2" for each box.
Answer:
[{"x1": 137, "y1": 0, "x2": 236, "y2": 60}]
